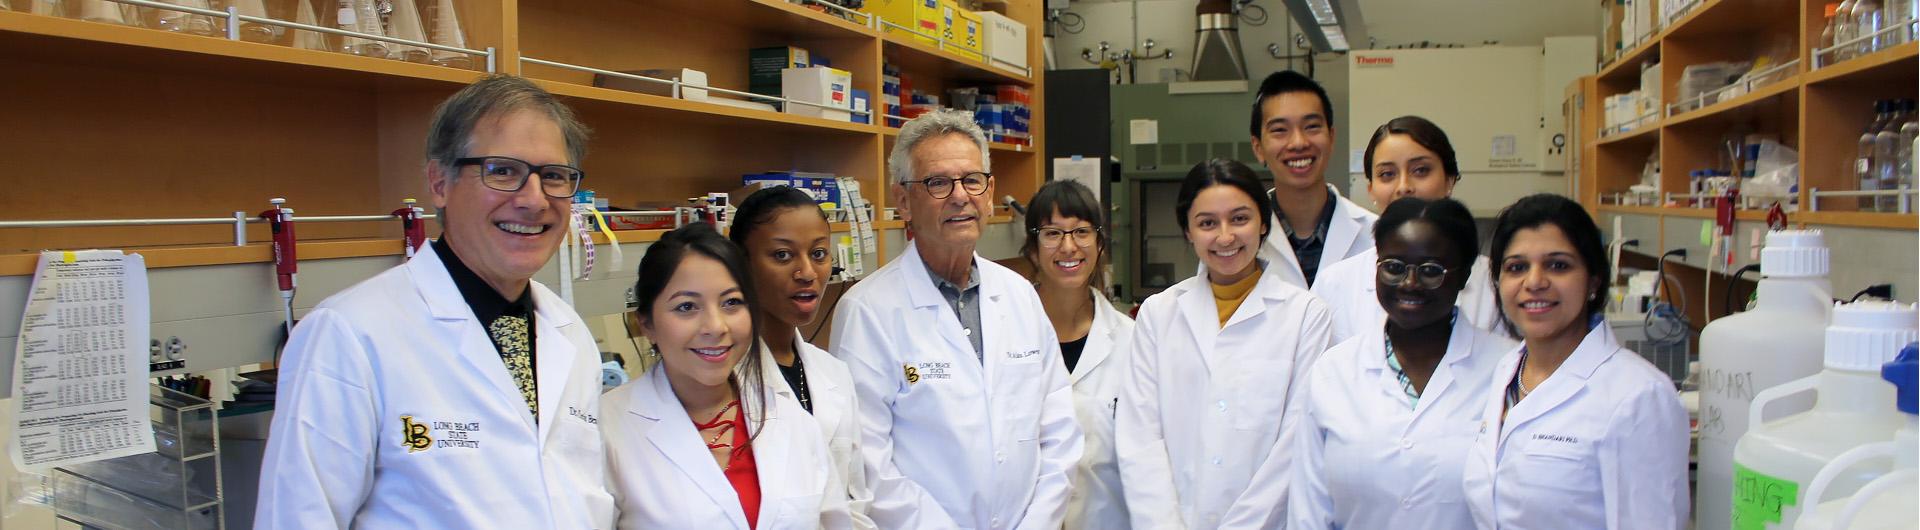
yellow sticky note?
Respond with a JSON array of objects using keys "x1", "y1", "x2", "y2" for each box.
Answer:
[
  {"x1": 1700, "y1": 220, "x2": 1713, "y2": 246},
  {"x1": 62, "y1": 251, "x2": 76, "y2": 263}
]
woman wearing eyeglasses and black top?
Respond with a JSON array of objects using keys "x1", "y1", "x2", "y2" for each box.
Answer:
[
  {"x1": 1020, "y1": 180, "x2": 1134, "y2": 529},
  {"x1": 600, "y1": 223, "x2": 851, "y2": 529},
  {"x1": 1116, "y1": 158, "x2": 1333, "y2": 528},
  {"x1": 730, "y1": 186, "x2": 876, "y2": 530},
  {"x1": 1310, "y1": 116, "x2": 1503, "y2": 346},
  {"x1": 1286, "y1": 197, "x2": 1515, "y2": 530},
  {"x1": 1460, "y1": 194, "x2": 1688, "y2": 529}
]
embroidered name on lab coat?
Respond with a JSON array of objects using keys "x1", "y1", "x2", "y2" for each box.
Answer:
[
  {"x1": 399, "y1": 416, "x2": 484, "y2": 451},
  {"x1": 1531, "y1": 433, "x2": 1580, "y2": 444},
  {"x1": 1006, "y1": 349, "x2": 1041, "y2": 361},
  {"x1": 567, "y1": 407, "x2": 598, "y2": 425}
]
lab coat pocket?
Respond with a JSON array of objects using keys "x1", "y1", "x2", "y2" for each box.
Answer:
[
  {"x1": 1229, "y1": 360, "x2": 1289, "y2": 432},
  {"x1": 767, "y1": 493, "x2": 825, "y2": 529},
  {"x1": 1516, "y1": 438, "x2": 1596, "y2": 494}
]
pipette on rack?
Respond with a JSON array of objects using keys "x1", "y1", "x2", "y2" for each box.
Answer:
[{"x1": 260, "y1": 198, "x2": 298, "y2": 336}]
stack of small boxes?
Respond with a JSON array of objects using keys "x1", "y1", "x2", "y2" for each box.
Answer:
[{"x1": 960, "y1": 85, "x2": 1030, "y2": 146}]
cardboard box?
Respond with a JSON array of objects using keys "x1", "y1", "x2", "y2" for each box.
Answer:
[
  {"x1": 782, "y1": 66, "x2": 853, "y2": 121},
  {"x1": 750, "y1": 46, "x2": 811, "y2": 98},
  {"x1": 862, "y1": 0, "x2": 940, "y2": 47},
  {"x1": 940, "y1": 1, "x2": 984, "y2": 61},
  {"x1": 977, "y1": 10, "x2": 1027, "y2": 71}
]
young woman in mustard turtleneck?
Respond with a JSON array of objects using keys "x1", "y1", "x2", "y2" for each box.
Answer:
[{"x1": 1114, "y1": 158, "x2": 1335, "y2": 528}]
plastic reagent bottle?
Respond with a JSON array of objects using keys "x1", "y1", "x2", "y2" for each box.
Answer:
[
  {"x1": 1792, "y1": 344, "x2": 1917, "y2": 530},
  {"x1": 1858, "y1": 100, "x2": 1889, "y2": 211},
  {"x1": 1731, "y1": 301, "x2": 1918, "y2": 530},
  {"x1": 1697, "y1": 230, "x2": 1834, "y2": 530}
]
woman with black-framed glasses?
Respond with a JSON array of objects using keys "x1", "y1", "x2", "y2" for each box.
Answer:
[
  {"x1": 1018, "y1": 180, "x2": 1134, "y2": 529},
  {"x1": 1286, "y1": 197, "x2": 1515, "y2": 530}
]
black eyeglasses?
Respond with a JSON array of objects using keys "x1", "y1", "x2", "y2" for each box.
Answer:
[
  {"x1": 1032, "y1": 226, "x2": 1101, "y2": 249},
  {"x1": 454, "y1": 156, "x2": 585, "y2": 199},
  {"x1": 1377, "y1": 258, "x2": 1450, "y2": 288},
  {"x1": 910, "y1": 172, "x2": 992, "y2": 199}
]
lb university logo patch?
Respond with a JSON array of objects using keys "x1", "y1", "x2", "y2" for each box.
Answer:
[{"x1": 400, "y1": 415, "x2": 483, "y2": 452}]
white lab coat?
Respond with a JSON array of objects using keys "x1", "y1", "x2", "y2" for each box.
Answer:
[
  {"x1": 257, "y1": 246, "x2": 614, "y2": 529},
  {"x1": 828, "y1": 243, "x2": 1084, "y2": 530},
  {"x1": 758, "y1": 333, "x2": 877, "y2": 530},
  {"x1": 1065, "y1": 289, "x2": 1135, "y2": 530},
  {"x1": 1245, "y1": 184, "x2": 1379, "y2": 289},
  {"x1": 600, "y1": 366, "x2": 851, "y2": 530},
  {"x1": 1460, "y1": 322, "x2": 1690, "y2": 530},
  {"x1": 1286, "y1": 315, "x2": 1516, "y2": 530},
  {"x1": 1116, "y1": 265, "x2": 1334, "y2": 529},
  {"x1": 1310, "y1": 249, "x2": 1506, "y2": 346}
]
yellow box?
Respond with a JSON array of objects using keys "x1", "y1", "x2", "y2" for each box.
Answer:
[
  {"x1": 862, "y1": 0, "x2": 941, "y2": 47},
  {"x1": 940, "y1": 1, "x2": 985, "y2": 62}
]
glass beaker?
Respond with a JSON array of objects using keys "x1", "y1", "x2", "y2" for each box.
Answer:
[
  {"x1": 227, "y1": 0, "x2": 281, "y2": 43},
  {"x1": 76, "y1": 0, "x2": 132, "y2": 25},
  {"x1": 292, "y1": 0, "x2": 329, "y2": 50},
  {"x1": 29, "y1": 0, "x2": 65, "y2": 17}
]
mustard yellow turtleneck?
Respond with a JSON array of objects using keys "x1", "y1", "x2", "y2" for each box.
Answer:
[{"x1": 1210, "y1": 268, "x2": 1262, "y2": 325}]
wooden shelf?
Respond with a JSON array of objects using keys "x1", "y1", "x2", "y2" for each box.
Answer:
[
  {"x1": 1806, "y1": 42, "x2": 1920, "y2": 86},
  {"x1": 1657, "y1": 0, "x2": 1796, "y2": 42},
  {"x1": 1596, "y1": 120, "x2": 1662, "y2": 146},
  {"x1": 646, "y1": 0, "x2": 880, "y2": 41},
  {"x1": 0, "y1": 11, "x2": 484, "y2": 89},
  {"x1": 881, "y1": 32, "x2": 1031, "y2": 86},
  {"x1": 0, "y1": 238, "x2": 406, "y2": 276},
  {"x1": 537, "y1": 80, "x2": 882, "y2": 135},
  {"x1": 1596, "y1": 204, "x2": 1914, "y2": 229},
  {"x1": 1598, "y1": 37, "x2": 1660, "y2": 82},
  {"x1": 881, "y1": 127, "x2": 1033, "y2": 154},
  {"x1": 1664, "y1": 73, "x2": 1800, "y2": 128}
]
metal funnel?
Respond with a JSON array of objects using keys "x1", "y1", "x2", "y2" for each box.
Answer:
[{"x1": 1190, "y1": 0, "x2": 1246, "y2": 81}]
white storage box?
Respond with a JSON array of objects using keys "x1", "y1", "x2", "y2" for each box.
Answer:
[
  {"x1": 782, "y1": 66, "x2": 853, "y2": 121},
  {"x1": 977, "y1": 10, "x2": 1027, "y2": 72}
]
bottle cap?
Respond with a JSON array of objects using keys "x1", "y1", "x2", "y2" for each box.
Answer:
[
  {"x1": 1884, "y1": 343, "x2": 1918, "y2": 415},
  {"x1": 1826, "y1": 301, "x2": 1920, "y2": 371},
  {"x1": 1826, "y1": 3, "x2": 1840, "y2": 17},
  {"x1": 1761, "y1": 229, "x2": 1829, "y2": 277}
]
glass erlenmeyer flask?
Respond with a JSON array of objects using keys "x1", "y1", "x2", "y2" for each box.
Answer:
[
  {"x1": 2, "y1": 0, "x2": 13, "y2": 12},
  {"x1": 292, "y1": 0, "x2": 329, "y2": 50},
  {"x1": 385, "y1": 0, "x2": 429, "y2": 63},
  {"x1": 150, "y1": 0, "x2": 218, "y2": 35},
  {"x1": 228, "y1": 0, "x2": 281, "y2": 43},
  {"x1": 337, "y1": 0, "x2": 390, "y2": 58},
  {"x1": 76, "y1": 0, "x2": 130, "y2": 24},
  {"x1": 426, "y1": 0, "x2": 470, "y2": 68},
  {"x1": 29, "y1": 0, "x2": 65, "y2": 17}
]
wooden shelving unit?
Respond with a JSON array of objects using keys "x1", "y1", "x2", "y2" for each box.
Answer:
[
  {"x1": 1574, "y1": 0, "x2": 1918, "y2": 230},
  {"x1": 0, "y1": 0, "x2": 1047, "y2": 271}
]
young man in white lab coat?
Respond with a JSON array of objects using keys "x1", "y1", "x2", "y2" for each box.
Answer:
[
  {"x1": 256, "y1": 75, "x2": 614, "y2": 529},
  {"x1": 830, "y1": 109, "x2": 1084, "y2": 530},
  {"x1": 1246, "y1": 70, "x2": 1377, "y2": 289}
]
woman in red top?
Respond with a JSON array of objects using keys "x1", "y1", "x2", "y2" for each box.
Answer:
[{"x1": 600, "y1": 223, "x2": 850, "y2": 529}]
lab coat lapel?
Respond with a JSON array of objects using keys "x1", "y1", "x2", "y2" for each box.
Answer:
[
  {"x1": 1222, "y1": 268, "x2": 1287, "y2": 329},
  {"x1": 1499, "y1": 323, "x2": 1617, "y2": 445},
  {"x1": 1356, "y1": 322, "x2": 1408, "y2": 407},
  {"x1": 634, "y1": 369, "x2": 751, "y2": 530},
  {"x1": 1412, "y1": 318, "x2": 1480, "y2": 418},
  {"x1": 1261, "y1": 224, "x2": 1309, "y2": 288},
  {"x1": 981, "y1": 271, "x2": 1016, "y2": 384},
  {"x1": 1174, "y1": 276, "x2": 1220, "y2": 371},
  {"x1": 405, "y1": 248, "x2": 526, "y2": 427},
  {"x1": 1319, "y1": 189, "x2": 1369, "y2": 282},
  {"x1": 530, "y1": 284, "x2": 577, "y2": 442},
  {"x1": 1071, "y1": 291, "x2": 1121, "y2": 385},
  {"x1": 898, "y1": 244, "x2": 977, "y2": 358},
  {"x1": 794, "y1": 336, "x2": 844, "y2": 431}
]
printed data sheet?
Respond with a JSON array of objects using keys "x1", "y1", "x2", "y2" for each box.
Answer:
[{"x1": 9, "y1": 250, "x2": 154, "y2": 471}]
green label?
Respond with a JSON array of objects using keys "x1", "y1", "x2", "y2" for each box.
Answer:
[{"x1": 1731, "y1": 463, "x2": 1799, "y2": 530}]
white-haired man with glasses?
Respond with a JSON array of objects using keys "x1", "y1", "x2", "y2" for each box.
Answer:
[
  {"x1": 257, "y1": 75, "x2": 614, "y2": 529},
  {"x1": 830, "y1": 109, "x2": 1084, "y2": 530}
]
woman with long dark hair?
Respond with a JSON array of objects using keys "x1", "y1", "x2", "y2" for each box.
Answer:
[
  {"x1": 1460, "y1": 194, "x2": 1688, "y2": 529},
  {"x1": 600, "y1": 223, "x2": 850, "y2": 529}
]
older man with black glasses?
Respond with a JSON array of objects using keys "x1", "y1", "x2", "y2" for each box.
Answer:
[
  {"x1": 830, "y1": 108, "x2": 1084, "y2": 530},
  {"x1": 256, "y1": 75, "x2": 614, "y2": 529}
]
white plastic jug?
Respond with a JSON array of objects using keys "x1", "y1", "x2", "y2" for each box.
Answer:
[
  {"x1": 1697, "y1": 230, "x2": 1833, "y2": 530},
  {"x1": 1730, "y1": 301, "x2": 1917, "y2": 530},
  {"x1": 1793, "y1": 345, "x2": 1916, "y2": 530}
]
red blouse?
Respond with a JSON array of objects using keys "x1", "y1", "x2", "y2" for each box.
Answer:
[{"x1": 697, "y1": 401, "x2": 760, "y2": 528}]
